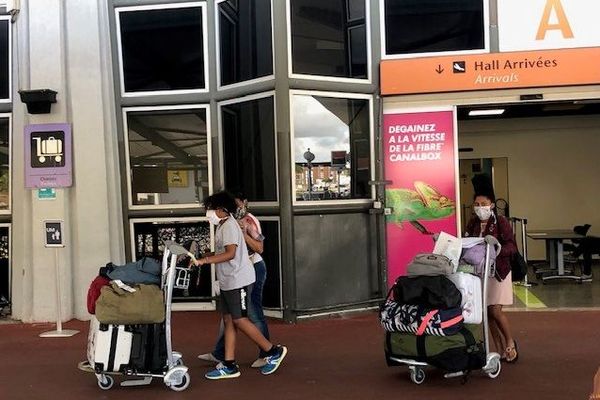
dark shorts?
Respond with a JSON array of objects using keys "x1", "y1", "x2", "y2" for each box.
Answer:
[{"x1": 219, "y1": 284, "x2": 253, "y2": 320}]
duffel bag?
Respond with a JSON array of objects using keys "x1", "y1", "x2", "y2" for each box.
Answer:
[
  {"x1": 393, "y1": 275, "x2": 462, "y2": 309},
  {"x1": 96, "y1": 282, "x2": 165, "y2": 324},
  {"x1": 380, "y1": 300, "x2": 463, "y2": 336},
  {"x1": 384, "y1": 324, "x2": 486, "y2": 373},
  {"x1": 407, "y1": 253, "x2": 453, "y2": 277},
  {"x1": 106, "y1": 257, "x2": 161, "y2": 286}
]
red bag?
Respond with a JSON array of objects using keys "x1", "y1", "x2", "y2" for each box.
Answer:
[{"x1": 87, "y1": 275, "x2": 110, "y2": 314}]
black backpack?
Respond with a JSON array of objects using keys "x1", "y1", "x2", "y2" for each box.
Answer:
[{"x1": 393, "y1": 275, "x2": 462, "y2": 309}]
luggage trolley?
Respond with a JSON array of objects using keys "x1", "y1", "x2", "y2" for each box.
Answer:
[
  {"x1": 387, "y1": 235, "x2": 503, "y2": 384},
  {"x1": 79, "y1": 242, "x2": 193, "y2": 391}
]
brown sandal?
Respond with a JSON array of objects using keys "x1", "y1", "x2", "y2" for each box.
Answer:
[{"x1": 504, "y1": 340, "x2": 519, "y2": 363}]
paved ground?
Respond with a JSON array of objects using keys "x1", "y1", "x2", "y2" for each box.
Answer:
[{"x1": 0, "y1": 310, "x2": 599, "y2": 400}]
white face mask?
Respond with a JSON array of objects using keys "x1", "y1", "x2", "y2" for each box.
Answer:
[
  {"x1": 206, "y1": 209, "x2": 223, "y2": 226},
  {"x1": 474, "y1": 206, "x2": 493, "y2": 221}
]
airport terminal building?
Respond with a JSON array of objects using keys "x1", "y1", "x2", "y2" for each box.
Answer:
[{"x1": 1, "y1": 0, "x2": 598, "y2": 323}]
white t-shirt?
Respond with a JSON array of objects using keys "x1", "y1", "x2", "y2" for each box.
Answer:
[{"x1": 214, "y1": 217, "x2": 255, "y2": 291}]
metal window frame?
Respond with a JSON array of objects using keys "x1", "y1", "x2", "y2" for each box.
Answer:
[
  {"x1": 379, "y1": 0, "x2": 491, "y2": 60},
  {"x1": 0, "y1": 16, "x2": 11, "y2": 104},
  {"x1": 114, "y1": 2, "x2": 210, "y2": 97},
  {"x1": 217, "y1": 90, "x2": 279, "y2": 206},
  {"x1": 286, "y1": 0, "x2": 372, "y2": 84},
  {"x1": 129, "y1": 215, "x2": 216, "y2": 311},
  {"x1": 215, "y1": 0, "x2": 276, "y2": 91},
  {"x1": 122, "y1": 103, "x2": 213, "y2": 211},
  {"x1": 289, "y1": 89, "x2": 376, "y2": 206}
]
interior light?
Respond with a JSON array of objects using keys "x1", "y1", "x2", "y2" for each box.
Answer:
[{"x1": 468, "y1": 109, "x2": 505, "y2": 117}]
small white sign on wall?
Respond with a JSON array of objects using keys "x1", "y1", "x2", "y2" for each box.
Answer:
[{"x1": 498, "y1": 0, "x2": 600, "y2": 52}]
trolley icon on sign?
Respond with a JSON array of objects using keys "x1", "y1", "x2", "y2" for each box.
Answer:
[
  {"x1": 33, "y1": 136, "x2": 63, "y2": 164},
  {"x1": 30, "y1": 130, "x2": 66, "y2": 168}
]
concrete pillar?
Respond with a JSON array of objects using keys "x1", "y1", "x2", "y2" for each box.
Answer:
[{"x1": 11, "y1": 0, "x2": 124, "y2": 322}]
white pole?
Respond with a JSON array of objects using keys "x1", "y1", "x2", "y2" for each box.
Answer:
[
  {"x1": 54, "y1": 248, "x2": 62, "y2": 332},
  {"x1": 39, "y1": 245, "x2": 78, "y2": 338}
]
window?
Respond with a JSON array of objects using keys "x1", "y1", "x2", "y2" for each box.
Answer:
[
  {"x1": 116, "y1": 3, "x2": 207, "y2": 94},
  {"x1": 0, "y1": 117, "x2": 8, "y2": 211},
  {"x1": 383, "y1": 0, "x2": 487, "y2": 57},
  {"x1": 289, "y1": 0, "x2": 368, "y2": 80},
  {"x1": 258, "y1": 219, "x2": 281, "y2": 309},
  {"x1": 0, "y1": 17, "x2": 9, "y2": 101},
  {"x1": 292, "y1": 92, "x2": 372, "y2": 202},
  {"x1": 124, "y1": 106, "x2": 211, "y2": 208},
  {"x1": 220, "y1": 94, "x2": 277, "y2": 202},
  {"x1": 217, "y1": 0, "x2": 273, "y2": 87},
  {"x1": 132, "y1": 219, "x2": 212, "y2": 303},
  {"x1": 0, "y1": 225, "x2": 9, "y2": 306}
]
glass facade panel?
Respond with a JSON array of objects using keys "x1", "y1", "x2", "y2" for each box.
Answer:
[
  {"x1": 118, "y1": 5, "x2": 205, "y2": 93},
  {"x1": 290, "y1": 0, "x2": 367, "y2": 79},
  {"x1": 0, "y1": 118, "x2": 8, "y2": 210},
  {"x1": 0, "y1": 227, "x2": 8, "y2": 306},
  {"x1": 126, "y1": 108, "x2": 209, "y2": 206},
  {"x1": 293, "y1": 94, "x2": 371, "y2": 201},
  {"x1": 218, "y1": 0, "x2": 273, "y2": 86},
  {"x1": 221, "y1": 96, "x2": 277, "y2": 202},
  {"x1": 0, "y1": 19, "x2": 9, "y2": 99},
  {"x1": 259, "y1": 220, "x2": 281, "y2": 308},
  {"x1": 133, "y1": 221, "x2": 212, "y2": 302},
  {"x1": 384, "y1": 0, "x2": 485, "y2": 55}
]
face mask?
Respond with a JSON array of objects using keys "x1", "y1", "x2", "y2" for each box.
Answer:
[
  {"x1": 206, "y1": 210, "x2": 223, "y2": 226},
  {"x1": 474, "y1": 206, "x2": 493, "y2": 221},
  {"x1": 234, "y1": 205, "x2": 247, "y2": 219}
]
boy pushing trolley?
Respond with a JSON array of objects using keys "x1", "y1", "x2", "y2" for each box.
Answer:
[{"x1": 196, "y1": 191, "x2": 287, "y2": 380}]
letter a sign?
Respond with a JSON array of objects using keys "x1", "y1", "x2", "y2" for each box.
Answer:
[
  {"x1": 498, "y1": 0, "x2": 600, "y2": 52},
  {"x1": 536, "y1": 0, "x2": 574, "y2": 40}
]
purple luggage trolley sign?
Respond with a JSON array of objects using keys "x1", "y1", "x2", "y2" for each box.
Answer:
[{"x1": 25, "y1": 123, "x2": 72, "y2": 188}]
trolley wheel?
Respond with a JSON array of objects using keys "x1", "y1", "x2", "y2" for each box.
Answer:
[
  {"x1": 97, "y1": 374, "x2": 114, "y2": 390},
  {"x1": 168, "y1": 372, "x2": 190, "y2": 392},
  {"x1": 487, "y1": 358, "x2": 502, "y2": 379},
  {"x1": 410, "y1": 368, "x2": 426, "y2": 385}
]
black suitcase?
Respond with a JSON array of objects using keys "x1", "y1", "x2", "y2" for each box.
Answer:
[{"x1": 129, "y1": 323, "x2": 167, "y2": 373}]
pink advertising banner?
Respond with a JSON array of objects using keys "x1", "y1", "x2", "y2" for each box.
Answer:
[{"x1": 384, "y1": 109, "x2": 459, "y2": 285}]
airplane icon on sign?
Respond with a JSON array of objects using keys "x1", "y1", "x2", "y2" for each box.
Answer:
[{"x1": 453, "y1": 61, "x2": 466, "y2": 73}]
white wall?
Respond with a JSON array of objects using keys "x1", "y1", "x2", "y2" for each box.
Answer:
[{"x1": 459, "y1": 115, "x2": 600, "y2": 260}]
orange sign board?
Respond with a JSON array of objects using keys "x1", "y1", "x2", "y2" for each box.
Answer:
[{"x1": 381, "y1": 47, "x2": 600, "y2": 95}]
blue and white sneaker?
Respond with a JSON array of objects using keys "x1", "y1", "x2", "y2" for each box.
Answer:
[
  {"x1": 205, "y1": 363, "x2": 241, "y2": 380},
  {"x1": 260, "y1": 345, "x2": 288, "y2": 375}
]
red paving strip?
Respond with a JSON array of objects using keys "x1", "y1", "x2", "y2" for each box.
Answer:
[{"x1": 0, "y1": 311, "x2": 599, "y2": 400}]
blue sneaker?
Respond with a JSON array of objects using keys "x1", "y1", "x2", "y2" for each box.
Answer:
[
  {"x1": 260, "y1": 345, "x2": 288, "y2": 375},
  {"x1": 205, "y1": 363, "x2": 241, "y2": 380}
]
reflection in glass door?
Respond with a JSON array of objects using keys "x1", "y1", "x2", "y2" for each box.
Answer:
[{"x1": 131, "y1": 219, "x2": 214, "y2": 307}]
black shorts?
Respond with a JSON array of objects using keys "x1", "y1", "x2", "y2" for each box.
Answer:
[{"x1": 219, "y1": 284, "x2": 253, "y2": 320}]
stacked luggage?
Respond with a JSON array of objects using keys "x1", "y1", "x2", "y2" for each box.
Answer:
[
  {"x1": 380, "y1": 235, "x2": 503, "y2": 384},
  {"x1": 79, "y1": 243, "x2": 193, "y2": 392}
]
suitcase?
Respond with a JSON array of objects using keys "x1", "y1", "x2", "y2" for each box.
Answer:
[
  {"x1": 87, "y1": 316, "x2": 100, "y2": 366},
  {"x1": 93, "y1": 324, "x2": 134, "y2": 373},
  {"x1": 130, "y1": 323, "x2": 167, "y2": 373},
  {"x1": 447, "y1": 273, "x2": 483, "y2": 324}
]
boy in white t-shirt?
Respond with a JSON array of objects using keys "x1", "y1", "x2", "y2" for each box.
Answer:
[
  {"x1": 198, "y1": 191, "x2": 271, "y2": 368},
  {"x1": 195, "y1": 191, "x2": 287, "y2": 379}
]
